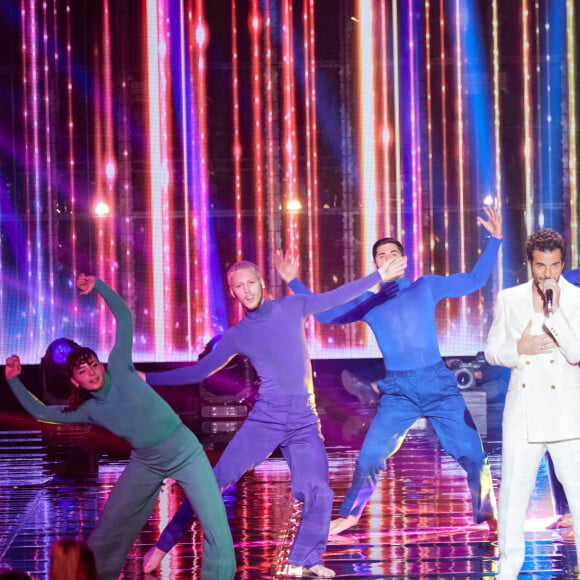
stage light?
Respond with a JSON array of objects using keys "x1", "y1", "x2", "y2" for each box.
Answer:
[
  {"x1": 286, "y1": 198, "x2": 302, "y2": 212},
  {"x1": 41, "y1": 338, "x2": 80, "y2": 402},
  {"x1": 104, "y1": 159, "x2": 117, "y2": 182},
  {"x1": 42, "y1": 337, "x2": 80, "y2": 368},
  {"x1": 483, "y1": 194, "x2": 494, "y2": 206},
  {"x1": 94, "y1": 201, "x2": 111, "y2": 216}
]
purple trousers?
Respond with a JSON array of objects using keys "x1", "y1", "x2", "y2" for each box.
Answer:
[{"x1": 157, "y1": 394, "x2": 333, "y2": 568}]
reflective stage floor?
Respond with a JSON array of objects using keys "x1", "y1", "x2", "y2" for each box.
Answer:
[{"x1": 0, "y1": 377, "x2": 577, "y2": 579}]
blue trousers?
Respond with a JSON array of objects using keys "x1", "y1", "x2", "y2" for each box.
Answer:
[
  {"x1": 340, "y1": 361, "x2": 497, "y2": 524},
  {"x1": 87, "y1": 423, "x2": 235, "y2": 580},
  {"x1": 157, "y1": 395, "x2": 333, "y2": 568}
]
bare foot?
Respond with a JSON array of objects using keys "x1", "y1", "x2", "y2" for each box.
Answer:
[
  {"x1": 329, "y1": 515, "x2": 359, "y2": 536},
  {"x1": 307, "y1": 564, "x2": 336, "y2": 577},
  {"x1": 561, "y1": 529, "x2": 576, "y2": 544},
  {"x1": 142, "y1": 546, "x2": 167, "y2": 573},
  {"x1": 280, "y1": 563, "x2": 336, "y2": 577},
  {"x1": 484, "y1": 517, "x2": 498, "y2": 541},
  {"x1": 548, "y1": 513, "x2": 573, "y2": 529},
  {"x1": 280, "y1": 564, "x2": 304, "y2": 576}
]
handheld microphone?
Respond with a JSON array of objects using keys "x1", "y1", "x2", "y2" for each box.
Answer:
[{"x1": 546, "y1": 288, "x2": 553, "y2": 313}]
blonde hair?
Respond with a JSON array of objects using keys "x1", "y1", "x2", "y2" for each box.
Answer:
[{"x1": 226, "y1": 260, "x2": 261, "y2": 287}]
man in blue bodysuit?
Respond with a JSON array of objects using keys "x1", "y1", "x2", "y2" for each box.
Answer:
[
  {"x1": 277, "y1": 207, "x2": 502, "y2": 535},
  {"x1": 142, "y1": 255, "x2": 407, "y2": 578}
]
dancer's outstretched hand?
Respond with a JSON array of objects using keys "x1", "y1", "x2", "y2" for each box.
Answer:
[
  {"x1": 477, "y1": 206, "x2": 502, "y2": 239},
  {"x1": 274, "y1": 249, "x2": 300, "y2": 283},
  {"x1": 77, "y1": 273, "x2": 96, "y2": 295},
  {"x1": 5, "y1": 355, "x2": 21, "y2": 379}
]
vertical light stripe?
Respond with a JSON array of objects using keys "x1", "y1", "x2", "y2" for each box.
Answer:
[
  {"x1": 232, "y1": 0, "x2": 243, "y2": 262},
  {"x1": 454, "y1": 0, "x2": 466, "y2": 271},
  {"x1": 145, "y1": 0, "x2": 167, "y2": 358},
  {"x1": 250, "y1": 0, "x2": 265, "y2": 273},
  {"x1": 425, "y1": 0, "x2": 435, "y2": 273},
  {"x1": 566, "y1": 0, "x2": 578, "y2": 265},
  {"x1": 281, "y1": 0, "x2": 300, "y2": 254},
  {"x1": 491, "y1": 0, "x2": 503, "y2": 288},
  {"x1": 391, "y1": 1, "x2": 403, "y2": 241},
  {"x1": 407, "y1": 0, "x2": 423, "y2": 277},
  {"x1": 378, "y1": 0, "x2": 391, "y2": 236},
  {"x1": 357, "y1": 0, "x2": 377, "y2": 272},
  {"x1": 190, "y1": 1, "x2": 214, "y2": 344},
  {"x1": 303, "y1": 0, "x2": 319, "y2": 343},
  {"x1": 522, "y1": 0, "x2": 534, "y2": 234}
]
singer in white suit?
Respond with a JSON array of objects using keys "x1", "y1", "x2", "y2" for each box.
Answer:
[{"x1": 485, "y1": 229, "x2": 580, "y2": 579}]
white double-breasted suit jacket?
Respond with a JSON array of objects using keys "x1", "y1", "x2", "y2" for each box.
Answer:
[{"x1": 485, "y1": 276, "x2": 580, "y2": 443}]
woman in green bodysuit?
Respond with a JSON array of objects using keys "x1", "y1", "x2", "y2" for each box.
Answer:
[{"x1": 4, "y1": 274, "x2": 235, "y2": 580}]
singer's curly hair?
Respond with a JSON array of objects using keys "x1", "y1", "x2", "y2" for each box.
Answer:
[{"x1": 525, "y1": 229, "x2": 566, "y2": 264}]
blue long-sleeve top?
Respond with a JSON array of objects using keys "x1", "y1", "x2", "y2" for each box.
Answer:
[
  {"x1": 7, "y1": 278, "x2": 181, "y2": 449},
  {"x1": 146, "y1": 270, "x2": 382, "y2": 399},
  {"x1": 289, "y1": 237, "x2": 501, "y2": 371}
]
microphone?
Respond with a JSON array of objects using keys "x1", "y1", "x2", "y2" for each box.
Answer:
[{"x1": 546, "y1": 288, "x2": 553, "y2": 313}]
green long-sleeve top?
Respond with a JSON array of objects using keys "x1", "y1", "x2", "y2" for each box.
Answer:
[{"x1": 6, "y1": 278, "x2": 181, "y2": 449}]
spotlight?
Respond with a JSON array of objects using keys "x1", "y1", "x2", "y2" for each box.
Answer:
[
  {"x1": 41, "y1": 337, "x2": 80, "y2": 370},
  {"x1": 104, "y1": 159, "x2": 117, "y2": 182},
  {"x1": 94, "y1": 201, "x2": 111, "y2": 216},
  {"x1": 286, "y1": 198, "x2": 302, "y2": 212},
  {"x1": 41, "y1": 338, "x2": 80, "y2": 402}
]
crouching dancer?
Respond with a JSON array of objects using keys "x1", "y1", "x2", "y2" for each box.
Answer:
[
  {"x1": 4, "y1": 274, "x2": 235, "y2": 580},
  {"x1": 142, "y1": 254, "x2": 407, "y2": 578}
]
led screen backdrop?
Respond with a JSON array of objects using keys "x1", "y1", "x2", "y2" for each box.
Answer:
[{"x1": 0, "y1": 0, "x2": 578, "y2": 363}]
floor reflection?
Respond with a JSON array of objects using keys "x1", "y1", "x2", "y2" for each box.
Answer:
[{"x1": 0, "y1": 392, "x2": 577, "y2": 578}]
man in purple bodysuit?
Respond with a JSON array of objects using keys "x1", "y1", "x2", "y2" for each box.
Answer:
[{"x1": 143, "y1": 255, "x2": 407, "y2": 578}]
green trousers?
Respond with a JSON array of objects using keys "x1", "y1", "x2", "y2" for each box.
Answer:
[{"x1": 88, "y1": 423, "x2": 235, "y2": 579}]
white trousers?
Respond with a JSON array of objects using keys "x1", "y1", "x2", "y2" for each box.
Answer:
[{"x1": 497, "y1": 434, "x2": 580, "y2": 579}]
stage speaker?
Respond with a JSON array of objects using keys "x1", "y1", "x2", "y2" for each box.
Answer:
[
  {"x1": 197, "y1": 336, "x2": 259, "y2": 440},
  {"x1": 196, "y1": 335, "x2": 258, "y2": 405},
  {"x1": 41, "y1": 337, "x2": 80, "y2": 403},
  {"x1": 199, "y1": 355, "x2": 258, "y2": 406}
]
